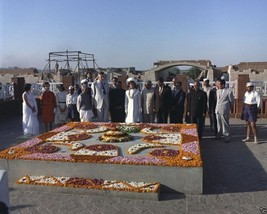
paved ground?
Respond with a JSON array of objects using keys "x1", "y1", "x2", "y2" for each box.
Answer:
[{"x1": 0, "y1": 116, "x2": 267, "y2": 214}]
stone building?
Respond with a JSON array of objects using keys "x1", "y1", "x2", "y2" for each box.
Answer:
[{"x1": 227, "y1": 62, "x2": 267, "y2": 82}]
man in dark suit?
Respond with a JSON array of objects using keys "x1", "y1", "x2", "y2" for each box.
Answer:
[
  {"x1": 109, "y1": 81, "x2": 126, "y2": 122},
  {"x1": 170, "y1": 79, "x2": 186, "y2": 123},
  {"x1": 154, "y1": 77, "x2": 171, "y2": 123},
  {"x1": 209, "y1": 84, "x2": 218, "y2": 136},
  {"x1": 186, "y1": 80, "x2": 207, "y2": 140}
]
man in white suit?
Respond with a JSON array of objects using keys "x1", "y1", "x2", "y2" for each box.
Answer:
[
  {"x1": 215, "y1": 79, "x2": 234, "y2": 143},
  {"x1": 91, "y1": 71, "x2": 109, "y2": 122}
]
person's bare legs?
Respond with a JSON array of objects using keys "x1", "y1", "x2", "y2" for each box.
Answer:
[
  {"x1": 242, "y1": 121, "x2": 250, "y2": 142},
  {"x1": 246, "y1": 121, "x2": 251, "y2": 139},
  {"x1": 250, "y1": 121, "x2": 258, "y2": 144}
]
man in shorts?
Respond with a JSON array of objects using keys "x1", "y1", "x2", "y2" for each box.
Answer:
[{"x1": 241, "y1": 82, "x2": 261, "y2": 144}]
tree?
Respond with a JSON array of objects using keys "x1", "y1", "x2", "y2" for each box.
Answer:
[
  {"x1": 165, "y1": 67, "x2": 181, "y2": 76},
  {"x1": 186, "y1": 67, "x2": 202, "y2": 80}
]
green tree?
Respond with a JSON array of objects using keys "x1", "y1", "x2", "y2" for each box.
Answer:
[
  {"x1": 165, "y1": 66, "x2": 181, "y2": 76},
  {"x1": 186, "y1": 67, "x2": 202, "y2": 80}
]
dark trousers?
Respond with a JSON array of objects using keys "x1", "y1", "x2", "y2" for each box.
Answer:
[
  {"x1": 110, "y1": 108, "x2": 126, "y2": 122},
  {"x1": 157, "y1": 108, "x2": 169, "y2": 123},
  {"x1": 170, "y1": 108, "x2": 184, "y2": 124},
  {"x1": 210, "y1": 110, "x2": 218, "y2": 136},
  {"x1": 190, "y1": 116, "x2": 205, "y2": 139}
]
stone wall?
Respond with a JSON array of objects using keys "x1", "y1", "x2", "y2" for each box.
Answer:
[
  {"x1": 229, "y1": 68, "x2": 267, "y2": 82},
  {"x1": 237, "y1": 62, "x2": 267, "y2": 72}
]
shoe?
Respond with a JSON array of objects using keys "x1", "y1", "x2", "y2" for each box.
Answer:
[
  {"x1": 242, "y1": 138, "x2": 250, "y2": 142},
  {"x1": 254, "y1": 138, "x2": 259, "y2": 144}
]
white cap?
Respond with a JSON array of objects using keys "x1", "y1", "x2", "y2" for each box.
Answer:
[
  {"x1": 81, "y1": 79, "x2": 88, "y2": 84},
  {"x1": 221, "y1": 76, "x2": 225, "y2": 80},
  {"x1": 126, "y1": 77, "x2": 137, "y2": 84},
  {"x1": 246, "y1": 82, "x2": 254, "y2": 87},
  {"x1": 68, "y1": 86, "x2": 74, "y2": 90},
  {"x1": 189, "y1": 83, "x2": 194, "y2": 87},
  {"x1": 203, "y1": 78, "x2": 209, "y2": 82}
]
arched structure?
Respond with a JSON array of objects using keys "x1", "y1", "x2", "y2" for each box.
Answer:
[{"x1": 144, "y1": 60, "x2": 215, "y2": 81}]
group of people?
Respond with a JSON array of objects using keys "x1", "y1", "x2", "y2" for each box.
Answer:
[
  {"x1": 109, "y1": 76, "x2": 186, "y2": 125},
  {"x1": 186, "y1": 78, "x2": 261, "y2": 144},
  {"x1": 22, "y1": 72, "x2": 262, "y2": 144}
]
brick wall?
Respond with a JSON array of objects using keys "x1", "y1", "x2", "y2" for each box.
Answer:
[{"x1": 62, "y1": 76, "x2": 74, "y2": 90}]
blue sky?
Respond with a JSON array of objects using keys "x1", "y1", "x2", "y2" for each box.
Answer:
[{"x1": 0, "y1": 0, "x2": 267, "y2": 70}]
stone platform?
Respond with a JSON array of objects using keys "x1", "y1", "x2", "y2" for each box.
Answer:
[
  {"x1": 0, "y1": 122, "x2": 203, "y2": 195},
  {"x1": 15, "y1": 184, "x2": 160, "y2": 201},
  {"x1": 0, "y1": 158, "x2": 202, "y2": 194}
]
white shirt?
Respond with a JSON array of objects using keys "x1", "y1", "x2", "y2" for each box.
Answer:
[
  {"x1": 66, "y1": 93, "x2": 78, "y2": 106},
  {"x1": 244, "y1": 90, "x2": 261, "y2": 108},
  {"x1": 203, "y1": 85, "x2": 213, "y2": 108}
]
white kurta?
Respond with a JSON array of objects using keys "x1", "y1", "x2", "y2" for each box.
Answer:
[
  {"x1": 55, "y1": 91, "x2": 68, "y2": 124},
  {"x1": 125, "y1": 89, "x2": 141, "y2": 123},
  {"x1": 22, "y1": 92, "x2": 39, "y2": 135}
]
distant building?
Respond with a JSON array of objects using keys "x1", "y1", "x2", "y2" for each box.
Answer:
[{"x1": 0, "y1": 67, "x2": 41, "y2": 84}]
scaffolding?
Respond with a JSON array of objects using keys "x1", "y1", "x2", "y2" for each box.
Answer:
[{"x1": 42, "y1": 50, "x2": 99, "y2": 83}]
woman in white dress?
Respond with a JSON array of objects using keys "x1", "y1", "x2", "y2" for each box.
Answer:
[
  {"x1": 125, "y1": 78, "x2": 142, "y2": 123},
  {"x1": 22, "y1": 84, "x2": 39, "y2": 135}
]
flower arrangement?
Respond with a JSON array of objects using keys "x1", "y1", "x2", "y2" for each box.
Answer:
[
  {"x1": 16, "y1": 174, "x2": 160, "y2": 193},
  {"x1": 127, "y1": 143, "x2": 164, "y2": 154},
  {"x1": 66, "y1": 133, "x2": 91, "y2": 141},
  {"x1": 51, "y1": 125, "x2": 73, "y2": 133},
  {"x1": 142, "y1": 135, "x2": 164, "y2": 142},
  {"x1": 180, "y1": 128, "x2": 198, "y2": 137},
  {"x1": 181, "y1": 141, "x2": 199, "y2": 155},
  {"x1": 0, "y1": 122, "x2": 202, "y2": 167},
  {"x1": 140, "y1": 126, "x2": 161, "y2": 134},
  {"x1": 52, "y1": 141, "x2": 84, "y2": 151},
  {"x1": 161, "y1": 125, "x2": 181, "y2": 133},
  {"x1": 105, "y1": 156, "x2": 166, "y2": 166},
  {"x1": 73, "y1": 122, "x2": 98, "y2": 130},
  {"x1": 99, "y1": 131, "x2": 133, "y2": 142},
  {"x1": 102, "y1": 122, "x2": 120, "y2": 130},
  {"x1": 149, "y1": 149, "x2": 179, "y2": 157},
  {"x1": 25, "y1": 144, "x2": 58, "y2": 153},
  {"x1": 20, "y1": 153, "x2": 72, "y2": 162},
  {"x1": 142, "y1": 133, "x2": 181, "y2": 145},
  {"x1": 13, "y1": 137, "x2": 43, "y2": 148},
  {"x1": 118, "y1": 125, "x2": 141, "y2": 133}
]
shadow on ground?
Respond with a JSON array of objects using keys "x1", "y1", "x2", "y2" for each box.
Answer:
[{"x1": 201, "y1": 123, "x2": 267, "y2": 194}]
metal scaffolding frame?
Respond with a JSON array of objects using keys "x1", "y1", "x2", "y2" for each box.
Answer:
[{"x1": 43, "y1": 50, "x2": 99, "y2": 83}]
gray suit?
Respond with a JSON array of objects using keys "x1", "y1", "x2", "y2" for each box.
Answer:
[
  {"x1": 91, "y1": 80, "x2": 109, "y2": 122},
  {"x1": 215, "y1": 88, "x2": 234, "y2": 141}
]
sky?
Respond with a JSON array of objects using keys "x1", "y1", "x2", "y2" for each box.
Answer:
[{"x1": 0, "y1": 0, "x2": 267, "y2": 70}]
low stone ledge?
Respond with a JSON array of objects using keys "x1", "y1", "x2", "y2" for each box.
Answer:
[
  {"x1": 15, "y1": 184, "x2": 160, "y2": 200},
  {"x1": 15, "y1": 174, "x2": 160, "y2": 201},
  {"x1": 0, "y1": 170, "x2": 10, "y2": 208}
]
